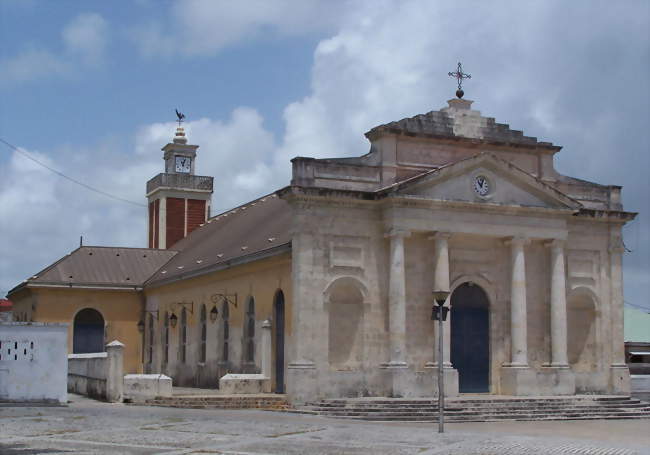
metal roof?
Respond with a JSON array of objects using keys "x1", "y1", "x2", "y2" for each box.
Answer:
[
  {"x1": 146, "y1": 191, "x2": 292, "y2": 287},
  {"x1": 10, "y1": 246, "x2": 177, "y2": 293}
]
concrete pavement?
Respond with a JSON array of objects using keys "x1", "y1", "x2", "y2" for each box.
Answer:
[{"x1": 0, "y1": 394, "x2": 648, "y2": 454}]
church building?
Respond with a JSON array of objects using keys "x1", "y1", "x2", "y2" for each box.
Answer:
[{"x1": 8, "y1": 92, "x2": 636, "y2": 403}]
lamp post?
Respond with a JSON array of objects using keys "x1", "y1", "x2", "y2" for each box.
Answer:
[{"x1": 432, "y1": 289, "x2": 450, "y2": 434}]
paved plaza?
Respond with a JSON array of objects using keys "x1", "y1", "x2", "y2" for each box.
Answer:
[{"x1": 0, "y1": 395, "x2": 648, "y2": 455}]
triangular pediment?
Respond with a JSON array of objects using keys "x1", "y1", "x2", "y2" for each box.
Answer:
[{"x1": 385, "y1": 153, "x2": 581, "y2": 210}]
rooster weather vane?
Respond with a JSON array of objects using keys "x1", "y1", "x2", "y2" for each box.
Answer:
[
  {"x1": 448, "y1": 62, "x2": 471, "y2": 99},
  {"x1": 175, "y1": 109, "x2": 186, "y2": 127}
]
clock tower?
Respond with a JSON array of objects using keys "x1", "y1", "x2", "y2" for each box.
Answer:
[{"x1": 146, "y1": 125, "x2": 213, "y2": 249}]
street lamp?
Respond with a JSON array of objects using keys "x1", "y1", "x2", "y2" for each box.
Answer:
[
  {"x1": 209, "y1": 305, "x2": 219, "y2": 322},
  {"x1": 432, "y1": 289, "x2": 450, "y2": 434}
]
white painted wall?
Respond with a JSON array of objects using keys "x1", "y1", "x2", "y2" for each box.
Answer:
[{"x1": 0, "y1": 322, "x2": 68, "y2": 404}]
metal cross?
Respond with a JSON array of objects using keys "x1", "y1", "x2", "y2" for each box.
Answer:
[{"x1": 448, "y1": 62, "x2": 471, "y2": 98}]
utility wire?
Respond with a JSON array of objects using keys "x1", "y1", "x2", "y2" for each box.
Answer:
[
  {"x1": 0, "y1": 137, "x2": 147, "y2": 208},
  {"x1": 625, "y1": 300, "x2": 650, "y2": 312}
]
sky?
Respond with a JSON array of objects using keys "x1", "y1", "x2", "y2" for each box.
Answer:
[{"x1": 1, "y1": 0, "x2": 648, "y2": 310}]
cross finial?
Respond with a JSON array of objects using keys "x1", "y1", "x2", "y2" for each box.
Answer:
[
  {"x1": 448, "y1": 62, "x2": 471, "y2": 99},
  {"x1": 175, "y1": 109, "x2": 186, "y2": 127}
]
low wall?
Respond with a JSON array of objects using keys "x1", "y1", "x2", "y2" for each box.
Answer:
[
  {"x1": 67, "y1": 340, "x2": 124, "y2": 402},
  {"x1": 0, "y1": 322, "x2": 68, "y2": 404}
]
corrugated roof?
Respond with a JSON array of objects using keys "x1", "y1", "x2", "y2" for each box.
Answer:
[
  {"x1": 146, "y1": 191, "x2": 292, "y2": 287},
  {"x1": 15, "y1": 246, "x2": 177, "y2": 290}
]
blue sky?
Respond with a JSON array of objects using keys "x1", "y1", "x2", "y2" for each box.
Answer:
[{"x1": 1, "y1": 0, "x2": 648, "y2": 311}]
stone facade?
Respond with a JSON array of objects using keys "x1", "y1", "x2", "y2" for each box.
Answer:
[
  {"x1": 8, "y1": 97, "x2": 635, "y2": 404},
  {"x1": 282, "y1": 98, "x2": 635, "y2": 402}
]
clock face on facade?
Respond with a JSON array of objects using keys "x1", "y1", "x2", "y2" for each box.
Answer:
[
  {"x1": 175, "y1": 156, "x2": 191, "y2": 173},
  {"x1": 473, "y1": 175, "x2": 490, "y2": 197}
]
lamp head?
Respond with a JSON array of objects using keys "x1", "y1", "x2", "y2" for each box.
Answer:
[
  {"x1": 137, "y1": 319, "x2": 145, "y2": 333},
  {"x1": 432, "y1": 290, "x2": 450, "y2": 306},
  {"x1": 170, "y1": 313, "x2": 178, "y2": 328},
  {"x1": 209, "y1": 305, "x2": 219, "y2": 322}
]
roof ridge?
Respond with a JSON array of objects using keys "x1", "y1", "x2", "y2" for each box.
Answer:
[
  {"x1": 79, "y1": 245, "x2": 179, "y2": 252},
  {"x1": 207, "y1": 190, "x2": 281, "y2": 221}
]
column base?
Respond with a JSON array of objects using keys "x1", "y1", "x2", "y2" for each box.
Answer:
[
  {"x1": 609, "y1": 364, "x2": 631, "y2": 395},
  {"x1": 287, "y1": 360, "x2": 317, "y2": 405},
  {"x1": 540, "y1": 365, "x2": 575, "y2": 395},
  {"x1": 424, "y1": 363, "x2": 459, "y2": 398},
  {"x1": 500, "y1": 366, "x2": 537, "y2": 396}
]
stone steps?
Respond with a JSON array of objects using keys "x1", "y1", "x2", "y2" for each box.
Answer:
[
  {"x1": 300, "y1": 396, "x2": 650, "y2": 422},
  {"x1": 140, "y1": 395, "x2": 291, "y2": 410}
]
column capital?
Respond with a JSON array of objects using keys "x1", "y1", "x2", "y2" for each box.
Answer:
[
  {"x1": 427, "y1": 231, "x2": 452, "y2": 241},
  {"x1": 503, "y1": 236, "x2": 531, "y2": 248},
  {"x1": 385, "y1": 227, "x2": 411, "y2": 239},
  {"x1": 543, "y1": 239, "x2": 566, "y2": 250}
]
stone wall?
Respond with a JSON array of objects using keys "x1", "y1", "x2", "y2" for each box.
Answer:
[
  {"x1": 0, "y1": 322, "x2": 68, "y2": 404},
  {"x1": 67, "y1": 340, "x2": 124, "y2": 402}
]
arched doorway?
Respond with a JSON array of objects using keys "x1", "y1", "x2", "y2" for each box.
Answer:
[
  {"x1": 73, "y1": 308, "x2": 105, "y2": 354},
  {"x1": 451, "y1": 283, "x2": 490, "y2": 393},
  {"x1": 273, "y1": 290, "x2": 285, "y2": 393}
]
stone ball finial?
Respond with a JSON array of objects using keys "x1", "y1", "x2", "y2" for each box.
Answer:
[{"x1": 173, "y1": 127, "x2": 188, "y2": 144}]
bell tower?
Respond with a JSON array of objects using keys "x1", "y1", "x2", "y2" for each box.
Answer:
[{"x1": 146, "y1": 122, "x2": 213, "y2": 249}]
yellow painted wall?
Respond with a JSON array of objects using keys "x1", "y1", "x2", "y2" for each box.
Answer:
[
  {"x1": 146, "y1": 252, "x2": 292, "y2": 332},
  {"x1": 10, "y1": 287, "x2": 143, "y2": 374},
  {"x1": 144, "y1": 252, "x2": 292, "y2": 388}
]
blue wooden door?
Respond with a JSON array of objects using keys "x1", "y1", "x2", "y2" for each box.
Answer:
[{"x1": 451, "y1": 283, "x2": 489, "y2": 393}]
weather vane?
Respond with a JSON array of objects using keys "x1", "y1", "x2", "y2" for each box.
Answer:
[
  {"x1": 175, "y1": 109, "x2": 186, "y2": 127},
  {"x1": 448, "y1": 62, "x2": 471, "y2": 99}
]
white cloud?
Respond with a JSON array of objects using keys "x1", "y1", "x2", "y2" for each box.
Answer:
[
  {"x1": 132, "y1": 0, "x2": 345, "y2": 57},
  {"x1": 0, "y1": 12, "x2": 108, "y2": 84},
  {"x1": 62, "y1": 12, "x2": 108, "y2": 65},
  {"x1": 0, "y1": 49, "x2": 70, "y2": 84},
  {"x1": 2, "y1": 1, "x2": 648, "y2": 310}
]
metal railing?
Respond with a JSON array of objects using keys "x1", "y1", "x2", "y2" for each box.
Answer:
[{"x1": 146, "y1": 173, "x2": 214, "y2": 194}]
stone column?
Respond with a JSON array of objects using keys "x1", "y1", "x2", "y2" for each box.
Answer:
[
  {"x1": 286, "y1": 218, "x2": 318, "y2": 403},
  {"x1": 106, "y1": 340, "x2": 124, "y2": 403},
  {"x1": 501, "y1": 237, "x2": 536, "y2": 395},
  {"x1": 547, "y1": 240, "x2": 568, "y2": 367},
  {"x1": 261, "y1": 319, "x2": 272, "y2": 393},
  {"x1": 506, "y1": 237, "x2": 529, "y2": 366},
  {"x1": 433, "y1": 232, "x2": 452, "y2": 367},
  {"x1": 609, "y1": 237, "x2": 630, "y2": 394},
  {"x1": 385, "y1": 228, "x2": 410, "y2": 367},
  {"x1": 261, "y1": 319, "x2": 272, "y2": 378}
]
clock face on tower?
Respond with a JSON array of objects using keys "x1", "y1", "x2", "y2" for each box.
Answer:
[{"x1": 175, "y1": 156, "x2": 191, "y2": 173}]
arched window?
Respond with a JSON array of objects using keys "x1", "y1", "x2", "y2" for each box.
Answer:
[
  {"x1": 222, "y1": 301, "x2": 229, "y2": 362},
  {"x1": 163, "y1": 312, "x2": 169, "y2": 365},
  {"x1": 147, "y1": 313, "x2": 154, "y2": 364},
  {"x1": 200, "y1": 304, "x2": 207, "y2": 363},
  {"x1": 73, "y1": 308, "x2": 105, "y2": 354},
  {"x1": 244, "y1": 297, "x2": 255, "y2": 363},
  {"x1": 180, "y1": 308, "x2": 187, "y2": 363}
]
